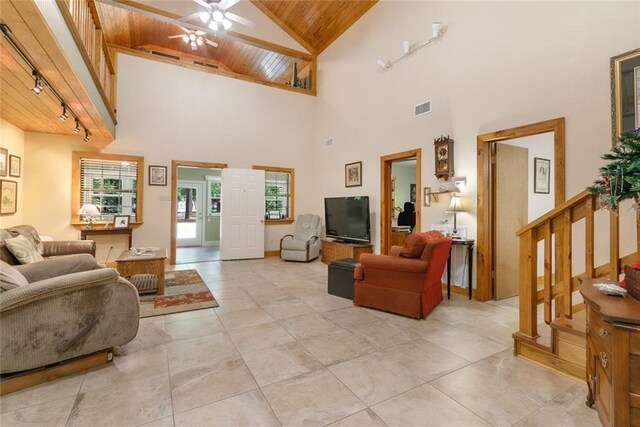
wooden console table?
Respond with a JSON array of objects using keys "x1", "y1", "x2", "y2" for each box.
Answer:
[
  {"x1": 321, "y1": 239, "x2": 373, "y2": 264},
  {"x1": 580, "y1": 278, "x2": 640, "y2": 427},
  {"x1": 80, "y1": 227, "x2": 133, "y2": 248}
]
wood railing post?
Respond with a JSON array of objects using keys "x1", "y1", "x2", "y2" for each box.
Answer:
[
  {"x1": 519, "y1": 229, "x2": 538, "y2": 338},
  {"x1": 610, "y1": 210, "x2": 620, "y2": 280},
  {"x1": 554, "y1": 221, "x2": 564, "y2": 318},
  {"x1": 585, "y1": 197, "x2": 595, "y2": 278},
  {"x1": 562, "y1": 210, "x2": 573, "y2": 319},
  {"x1": 543, "y1": 222, "x2": 552, "y2": 324}
]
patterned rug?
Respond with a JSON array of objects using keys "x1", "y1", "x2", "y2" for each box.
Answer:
[{"x1": 139, "y1": 269, "x2": 218, "y2": 318}]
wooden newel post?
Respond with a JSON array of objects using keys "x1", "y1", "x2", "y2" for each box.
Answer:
[{"x1": 519, "y1": 228, "x2": 538, "y2": 338}]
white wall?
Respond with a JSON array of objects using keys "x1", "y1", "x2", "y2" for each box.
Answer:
[
  {"x1": 313, "y1": 1, "x2": 640, "y2": 260},
  {"x1": 24, "y1": 53, "x2": 316, "y2": 254},
  {"x1": 0, "y1": 120, "x2": 25, "y2": 227}
]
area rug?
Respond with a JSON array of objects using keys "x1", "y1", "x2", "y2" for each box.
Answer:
[{"x1": 139, "y1": 269, "x2": 218, "y2": 318}]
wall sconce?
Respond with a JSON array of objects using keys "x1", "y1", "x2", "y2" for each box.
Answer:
[{"x1": 376, "y1": 22, "x2": 447, "y2": 71}]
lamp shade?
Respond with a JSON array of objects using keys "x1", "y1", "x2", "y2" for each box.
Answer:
[
  {"x1": 77, "y1": 204, "x2": 100, "y2": 216},
  {"x1": 446, "y1": 194, "x2": 465, "y2": 213}
]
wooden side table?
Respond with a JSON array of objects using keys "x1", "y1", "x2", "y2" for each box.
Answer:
[
  {"x1": 115, "y1": 248, "x2": 167, "y2": 295},
  {"x1": 81, "y1": 227, "x2": 133, "y2": 248}
]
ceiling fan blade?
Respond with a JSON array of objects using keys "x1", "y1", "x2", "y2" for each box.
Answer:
[
  {"x1": 191, "y1": 0, "x2": 211, "y2": 9},
  {"x1": 195, "y1": 30, "x2": 207, "y2": 35},
  {"x1": 177, "y1": 25, "x2": 191, "y2": 33},
  {"x1": 205, "y1": 39, "x2": 219, "y2": 48},
  {"x1": 219, "y1": 0, "x2": 240, "y2": 10},
  {"x1": 168, "y1": 34, "x2": 187, "y2": 39},
  {"x1": 178, "y1": 12, "x2": 201, "y2": 22},
  {"x1": 225, "y1": 12, "x2": 256, "y2": 29}
]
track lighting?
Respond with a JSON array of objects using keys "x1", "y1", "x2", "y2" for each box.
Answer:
[
  {"x1": 31, "y1": 71, "x2": 44, "y2": 95},
  {"x1": 376, "y1": 21, "x2": 447, "y2": 71},
  {"x1": 59, "y1": 104, "x2": 68, "y2": 121},
  {"x1": 83, "y1": 129, "x2": 90, "y2": 142},
  {"x1": 73, "y1": 119, "x2": 81, "y2": 134}
]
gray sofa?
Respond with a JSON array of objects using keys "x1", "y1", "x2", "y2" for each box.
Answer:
[
  {"x1": 0, "y1": 254, "x2": 140, "y2": 374},
  {"x1": 1, "y1": 225, "x2": 96, "y2": 266}
]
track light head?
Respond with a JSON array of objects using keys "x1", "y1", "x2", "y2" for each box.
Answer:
[
  {"x1": 31, "y1": 72, "x2": 44, "y2": 95},
  {"x1": 83, "y1": 129, "x2": 90, "y2": 142},
  {"x1": 59, "y1": 104, "x2": 68, "y2": 121},
  {"x1": 376, "y1": 59, "x2": 389, "y2": 69},
  {"x1": 73, "y1": 119, "x2": 81, "y2": 134}
]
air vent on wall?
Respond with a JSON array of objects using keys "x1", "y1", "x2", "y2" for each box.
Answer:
[
  {"x1": 194, "y1": 61, "x2": 218, "y2": 69},
  {"x1": 414, "y1": 100, "x2": 432, "y2": 117},
  {"x1": 150, "y1": 50, "x2": 180, "y2": 60}
]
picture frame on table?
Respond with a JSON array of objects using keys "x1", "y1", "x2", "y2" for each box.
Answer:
[
  {"x1": 345, "y1": 161, "x2": 362, "y2": 187},
  {"x1": 113, "y1": 215, "x2": 130, "y2": 228},
  {"x1": 534, "y1": 157, "x2": 551, "y2": 194},
  {"x1": 9, "y1": 155, "x2": 21, "y2": 178},
  {"x1": 0, "y1": 179, "x2": 17, "y2": 215},
  {"x1": 0, "y1": 148, "x2": 7, "y2": 177},
  {"x1": 149, "y1": 165, "x2": 167, "y2": 186}
]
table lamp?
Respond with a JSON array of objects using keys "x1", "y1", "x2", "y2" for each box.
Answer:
[
  {"x1": 446, "y1": 194, "x2": 465, "y2": 237},
  {"x1": 77, "y1": 204, "x2": 100, "y2": 229}
]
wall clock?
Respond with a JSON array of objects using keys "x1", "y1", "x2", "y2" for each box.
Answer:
[{"x1": 434, "y1": 135, "x2": 454, "y2": 180}]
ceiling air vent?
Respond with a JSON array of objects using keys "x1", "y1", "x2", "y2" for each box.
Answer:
[
  {"x1": 194, "y1": 61, "x2": 218, "y2": 69},
  {"x1": 150, "y1": 50, "x2": 180, "y2": 60},
  {"x1": 414, "y1": 100, "x2": 432, "y2": 117}
]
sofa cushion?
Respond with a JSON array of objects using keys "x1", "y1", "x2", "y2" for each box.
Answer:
[
  {"x1": 4, "y1": 235, "x2": 45, "y2": 264},
  {"x1": 399, "y1": 234, "x2": 427, "y2": 258},
  {"x1": 0, "y1": 260, "x2": 28, "y2": 292}
]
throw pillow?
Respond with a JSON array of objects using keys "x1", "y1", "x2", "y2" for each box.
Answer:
[
  {"x1": 0, "y1": 260, "x2": 28, "y2": 292},
  {"x1": 4, "y1": 235, "x2": 45, "y2": 264},
  {"x1": 400, "y1": 234, "x2": 427, "y2": 258}
]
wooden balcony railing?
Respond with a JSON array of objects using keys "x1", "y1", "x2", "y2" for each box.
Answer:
[
  {"x1": 515, "y1": 190, "x2": 640, "y2": 352},
  {"x1": 58, "y1": 0, "x2": 116, "y2": 115}
]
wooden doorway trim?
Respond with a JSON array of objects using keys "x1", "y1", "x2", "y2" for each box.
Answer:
[
  {"x1": 476, "y1": 118, "x2": 565, "y2": 301},
  {"x1": 380, "y1": 149, "x2": 422, "y2": 254},
  {"x1": 170, "y1": 160, "x2": 228, "y2": 265}
]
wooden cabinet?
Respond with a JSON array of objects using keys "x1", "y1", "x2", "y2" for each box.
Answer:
[
  {"x1": 321, "y1": 239, "x2": 373, "y2": 264},
  {"x1": 581, "y1": 279, "x2": 640, "y2": 427}
]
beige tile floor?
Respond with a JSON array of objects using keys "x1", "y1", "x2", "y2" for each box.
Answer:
[{"x1": 0, "y1": 258, "x2": 600, "y2": 427}]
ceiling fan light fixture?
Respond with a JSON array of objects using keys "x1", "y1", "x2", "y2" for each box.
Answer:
[
  {"x1": 212, "y1": 10, "x2": 224, "y2": 23},
  {"x1": 222, "y1": 19, "x2": 232, "y2": 30},
  {"x1": 182, "y1": 35, "x2": 189, "y2": 43},
  {"x1": 190, "y1": 41, "x2": 197, "y2": 50},
  {"x1": 196, "y1": 36, "x2": 204, "y2": 46},
  {"x1": 189, "y1": 33, "x2": 196, "y2": 41},
  {"x1": 209, "y1": 21, "x2": 218, "y2": 31},
  {"x1": 199, "y1": 11, "x2": 210, "y2": 23}
]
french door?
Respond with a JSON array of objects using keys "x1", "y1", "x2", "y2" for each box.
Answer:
[{"x1": 176, "y1": 181, "x2": 204, "y2": 247}]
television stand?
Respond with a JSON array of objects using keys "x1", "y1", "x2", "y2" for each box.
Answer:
[{"x1": 321, "y1": 239, "x2": 373, "y2": 264}]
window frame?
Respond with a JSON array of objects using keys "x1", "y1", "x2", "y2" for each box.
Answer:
[
  {"x1": 252, "y1": 165, "x2": 295, "y2": 225},
  {"x1": 206, "y1": 175, "x2": 222, "y2": 217},
  {"x1": 72, "y1": 151, "x2": 145, "y2": 227}
]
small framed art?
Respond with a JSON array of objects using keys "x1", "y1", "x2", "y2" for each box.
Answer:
[
  {"x1": 534, "y1": 157, "x2": 551, "y2": 194},
  {"x1": 0, "y1": 148, "x2": 7, "y2": 177},
  {"x1": 113, "y1": 215, "x2": 130, "y2": 228},
  {"x1": 9, "y1": 155, "x2": 21, "y2": 178},
  {"x1": 345, "y1": 161, "x2": 362, "y2": 187},
  {"x1": 0, "y1": 179, "x2": 17, "y2": 215},
  {"x1": 149, "y1": 165, "x2": 167, "y2": 186}
]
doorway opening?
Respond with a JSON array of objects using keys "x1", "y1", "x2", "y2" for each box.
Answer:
[
  {"x1": 476, "y1": 118, "x2": 566, "y2": 301},
  {"x1": 380, "y1": 149, "x2": 422, "y2": 254},
  {"x1": 171, "y1": 160, "x2": 227, "y2": 265}
]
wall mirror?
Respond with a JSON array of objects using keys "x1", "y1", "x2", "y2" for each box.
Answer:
[{"x1": 611, "y1": 48, "x2": 640, "y2": 141}]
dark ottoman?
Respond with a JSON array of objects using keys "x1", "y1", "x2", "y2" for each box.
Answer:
[{"x1": 328, "y1": 258, "x2": 360, "y2": 299}]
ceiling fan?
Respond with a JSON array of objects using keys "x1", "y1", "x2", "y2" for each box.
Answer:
[
  {"x1": 180, "y1": 0, "x2": 257, "y2": 34},
  {"x1": 168, "y1": 26, "x2": 218, "y2": 50}
]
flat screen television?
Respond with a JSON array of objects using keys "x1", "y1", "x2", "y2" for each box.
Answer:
[{"x1": 324, "y1": 196, "x2": 371, "y2": 243}]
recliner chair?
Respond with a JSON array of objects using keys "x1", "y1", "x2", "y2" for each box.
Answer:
[{"x1": 280, "y1": 214, "x2": 322, "y2": 262}]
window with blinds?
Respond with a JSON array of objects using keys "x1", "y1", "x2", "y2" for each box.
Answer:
[
  {"x1": 80, "y1": 158, "x2": 138, "y2": 221},
  {"x1": 265, "y1": 170, "x2": 291, "y2": 220}
]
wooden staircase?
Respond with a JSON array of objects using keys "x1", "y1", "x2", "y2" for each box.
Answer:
[{"x1": 514, "y1": 190, "x2": 640, "y2": 379}]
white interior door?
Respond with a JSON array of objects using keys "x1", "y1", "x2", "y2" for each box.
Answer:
[
  {"x1": 221, "y1": 168, "x2": 265, "y2": 260},
  {"x1": 176, "y1": 181, "x2": 204, "y2": 247}
]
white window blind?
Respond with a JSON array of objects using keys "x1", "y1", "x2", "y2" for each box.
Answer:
[{"x1": 80, "y1": 158, "x2": 138, "y2": 221}]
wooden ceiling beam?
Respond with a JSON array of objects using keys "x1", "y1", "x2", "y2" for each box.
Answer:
[
  {"x1": 314, "y1": 1, "x2": 377, "y2": 54},
  {"x1": 96, "y1": 0, "x2": 313, "y2": 62},
  {"x1": 249, "y1": 0, "x2": 316, "y2": 55}
]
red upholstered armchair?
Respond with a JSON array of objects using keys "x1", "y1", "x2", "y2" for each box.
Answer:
[{"x1": 353, "y1": 231, "x2": 452, "y2": 319}]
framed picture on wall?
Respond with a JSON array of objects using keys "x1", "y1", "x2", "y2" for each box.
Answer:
[
  {"x1": 534, "y1": 157, "x2": 551, "y2": 194},
  {"x1": 113, "y1": 215, "x2": 130, "y2": 228},
  {"x1": 149, "y1": 165, "x2": 167, "y2": 186},
  {"x1": 0, "y1": 179, "x2": 17, "y2": 215},
  {"x1": 9, "y1": 155, "x2": 21, "y2": 178},
  {"x1": 0, "y1": 148, "x2": 7, "y2": 177},
  {"x1": 345, "y1": 161, "x2": 362, "y2": 187}
]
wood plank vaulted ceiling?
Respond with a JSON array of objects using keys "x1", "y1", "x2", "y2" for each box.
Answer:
[{"x1": 0, "y1": 0, "x2": 377, "y2": 139}]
